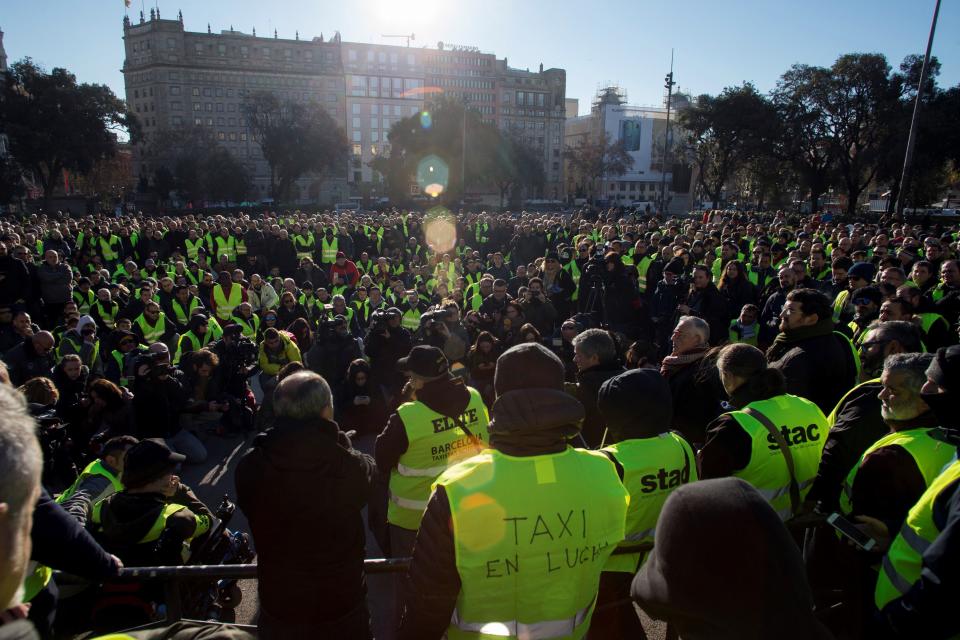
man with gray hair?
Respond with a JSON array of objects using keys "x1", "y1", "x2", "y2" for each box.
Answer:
[
  {"x1": 839, "y1": 352, "x2": 957, "y2": 574},
  {"x1": 661, "y1": 316, "x2": 722, "y2": 446},
  {"x1": 569, "y1": 328, "x2": 624, "y2": 447},
  {"x1": 236, "y1": 371, "x2": 376, "y2": 639},
  {"x1": 0, "y1": 384, "x2": 42, "y2": 632}
]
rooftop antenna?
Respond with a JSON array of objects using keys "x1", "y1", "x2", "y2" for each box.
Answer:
[{"x1": 382, "y1": 33, "x2": 415, "y2": 47}]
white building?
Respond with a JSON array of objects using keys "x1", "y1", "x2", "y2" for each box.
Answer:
[{"x1": 566, "y1": 86, "x2": 691, "y2": 212}]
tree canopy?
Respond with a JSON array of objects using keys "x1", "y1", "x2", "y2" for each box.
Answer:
[
  {"x1": 242, "y1": 92, "x2": 348, "y2": 201},
  {"x1": 0, "y1": 59, "x2": 139, "y2": 202}
]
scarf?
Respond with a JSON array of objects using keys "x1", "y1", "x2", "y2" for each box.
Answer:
[
  {"x1": 765, "y1": 317, "x2": 835, "y2": 362},
  {"x1": 660, "y1": 347, "x2": 709, "y2": 378}
]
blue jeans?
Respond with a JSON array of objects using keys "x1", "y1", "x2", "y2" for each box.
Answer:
[{"x1": 165, "y1": 429, "x2": 208, "y2": 463}]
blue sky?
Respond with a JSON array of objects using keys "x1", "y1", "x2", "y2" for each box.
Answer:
[{"x1": 3, "y1": 0, "x2": 958, "y2": 114}]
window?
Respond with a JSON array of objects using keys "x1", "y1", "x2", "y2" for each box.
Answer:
[
  {"x1": 392, "y1": 105, "x2": 402, "y2": 116},
  {"x1": 304, "y1": 51, "x2": 312, "y2": 62},
  {"x1": 352, "y1": 131, "x2": 362, "y2": 142},
  {"x1": 215, "y1": 88, "x2": 223, "y2": 97},
  {"x1": 348, "y1": 49, "x2": 357, "y2": 61},
  {"x1": 229, "y1": 132, "x2": 237, "y2": 141},
  {"x1": 390, "y1": 53, "x2": 398, "y2": 64},
  {"x1": 169, "y1": 86, "x2": 181, "y2": 96},
  {"x1": 352, "y1": 103, "x2": 361, "y2": 114},
  {"x1": 167, "y1": 38, "x2": 176, "y2": 49},
  {"x1": 410, "y1": 106, "x2": 418, "y2": 115},
  {"x1": 369, "y1": 76, "x2": 379, "y2": 97},
  {"x1": 371, "y1": 104, "x2": 379, "y2": 115},
  {"x1": 350, "y1": 76, "x2": 366, "y2": 97},
  {"x1": 134, "y1": 89, "x2": 140, "y2": 99},
  {"x1": 371, "y1": 130, "x2": 379, "y2": 142},
  {"x1": 202, "y1": 87, "x2": 212, "y2": 97},
  {"x1": 205, "y1": 103, "x2": 213, "y2": 112},
  {"x1": 169, "y1": 71, "x2": 180, "y2": 81},
  {"x1": 227, "y1": 103, "x2": 236, "y2": 112},
  {"x1": 284, "y1": 49, "x2": 292, "y2": 60},
  {"x1": 378, "y1": 52, "x2": 386, "y2": 63},
  {"x1": 193, "y1": 102, "x2": 201, "y2": 111},
  {"x1": 327, "y1": 94, "x2": 338, "y2": 102},
  {"x1": 217, "y1": 44, "x2": 226, "y2": 56},
  {"x1": 370, "y1": 117, "x2": 378, "y2": 129},
  {"x1": 352, "y1": 143, "x2": 362, "y2": 155},
  {"x1": 502, "y1": 91, "x2": 511, "y2": 104},
  {"x1": 367, "y1": 51, "x2": 375, "y2": 62},
  {"x1": 352, "y1": 117, "x2": 361, "y2": 129},
  {"x1": 381, "y1": 77, "x2": 391, "y2": 95},
  {"x1": 206, "y1": 117, "x2": 214, "y2": 126},
  {"x1": 228, "y1": 117, "x2": 236, "y2": 126},
  {"x1": 262, "y1": 47, "x2": 271, "y2": 58},
  {"x1": 240, "y1": 45, "x2": 249, "y2": 58},
  {"x1": 382, "y1": 118, "x2": 390, "y2": 130},
  {"x1": 392, "y1": 78, "x2": 403, "y2": 98},
  {"x1": 172, "y1": 116, "x2": 183, "y2": 125},
  {"x1": 170, "y1": 101, "x2": 182, "y2": 110},
  {"x1": 194, "y1": 43, "x2": 203, "y2": 55},
  {"x1": 194, "y1": 117, "x2": 203, "y2": 126},
  {"x1": 354, "y1": 171, "x2": 362, "y2": 182},
  {"x1": 217, "y1": 117, "x2": 225, "y2": 125},
  {"x1": 407, "y1": 53, "x2": 415, "y2": 66},
  {"x1": 192, "y1": 87, "x2": 200, "y2": 97},
  {"x1": 240, "y1": 132, "x2": 248, "y2": 141},
  {"x1": 216, "y1": 103, "x2": 224, "y2": 112}
]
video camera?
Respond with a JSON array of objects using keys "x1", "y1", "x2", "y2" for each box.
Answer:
[
  {"x1": 420, "y1": 307, "x2": 453, "y2": 330},
  {"x1": 369, "y1": 308, "x2": 397, "y2": 333},
  {"x1": 134, "y1": 351, "x2": 171, "y2": 376}
]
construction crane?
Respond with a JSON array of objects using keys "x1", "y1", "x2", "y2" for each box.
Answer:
[{"x1": 381, "y1": 33, "x2": 415, "y2": 47}]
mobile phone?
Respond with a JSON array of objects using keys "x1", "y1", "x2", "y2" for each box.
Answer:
[{"x1": 827, "y1": 512, "x2": 877, "y2": 551}]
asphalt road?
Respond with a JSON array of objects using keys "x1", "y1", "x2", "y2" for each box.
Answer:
[{"x1": 182, "y1": 426, "x2": 666, "y2": 639}]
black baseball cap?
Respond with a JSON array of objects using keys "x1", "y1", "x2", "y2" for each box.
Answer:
[
  {"x1": 397, "y1": 345, "x2": 449, "y2": 378},
  {"x1": 121, "y1": 439, "x2": 185, "y2": 489}
]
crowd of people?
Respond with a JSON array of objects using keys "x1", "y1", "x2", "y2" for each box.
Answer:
[{"x1": 0, "y1": 206, "x2": 958, "y2": 639}]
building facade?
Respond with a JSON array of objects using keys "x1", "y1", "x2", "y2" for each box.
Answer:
[
  {"x1": 122, "y1": 10, "x2": 347, "y2": 204},
  {"x1": 565, "y1": 85, "x2": 691, "y2": 212},
  {"x1": 122, "y1": 12, "x2": 565, "y2": 206}
]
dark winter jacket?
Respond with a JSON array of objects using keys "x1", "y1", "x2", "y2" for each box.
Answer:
[
  {"x1": 686, "y1": 283, "x2": 729, "y2": 345},
  {"x1": 235, "y1": 416, "x2": 376, "y2": 633},
  {"x1": 3, "y1": 338, "x2": 54, "y2": 387},
  {"x1": 0, "y1": 255, "x2": 31, "y2": 305},
  {"x1": 766, "y1": 320, "x2": 858, "y2": 414},
  {"x1": 570, "y1": 363, "x2": 625, "y2": 447},
  {"x1": 32, "y1": 488, "x2": 118, "y2": 579}
]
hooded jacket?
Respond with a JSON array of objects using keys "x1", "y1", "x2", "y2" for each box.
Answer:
[
  {"x1": 631, "y1": 478, "x2": 833, "y2": 640},
  {"x1": 397, "y1": 388, "x2": 584, "y2": 639},
  {"x1": 235, "y1": 416, "x2": 376, "y2": 631}
]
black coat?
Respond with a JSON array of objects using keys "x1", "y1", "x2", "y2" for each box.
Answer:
[
  {"x1": 686, "y1": 283, "x2": 729, "y2": 346},
  {"x1": 235, "y1": 417, "x2": 376, "y2": 631},
  {"x1": 767, "y1": 330, "x2": 858, "y2": 415}
]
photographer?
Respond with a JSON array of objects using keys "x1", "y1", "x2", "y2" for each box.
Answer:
[
  {"x1": 306, "y1": 315, "x2": 363, "y2": 396},
  {"x1": 131, "y1": 351, "x2": 203, "y2": 463},
  {"x1": 540, "y1": 251, "x2": 576, "y2": 320},
  {"x1": 519, "y1": 277, "x2": 558, "y2": 337},
  {"x1": 364, "y1": 307, "x2": 412, "y2": 400},
  {"x1": 179, "y1": 348, "x2": 232, "y2": 438},
  {"x1": 210, "y1": 323, "x2": 259, "y2": 400}
]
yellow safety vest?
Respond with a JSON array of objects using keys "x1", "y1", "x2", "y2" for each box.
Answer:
[
  {"x1": 602, "y1": 433, "x2": 696, "y2": 572},
  {"x1": 840, "y1": 427, "x2": 955, "y2": 516},
  {"x1": 728, "y1": 394, "x2": 828, "y2": 521},
  {"x1": 321, "y1": 237, "x2": 338, "y2": 263},
  {"x1": 212, "y1": 284, "x2": 243, "y2": 321},
  {"x1": 57, "y1": 459, "x2": 123, "y2": 505},
  {"x1": 876, "y1": 459, "x2": 960, "y2": 610},
  {"x1": 438, "y1": 447, "x2": 629, "y2": 640},
  {"x1": 184, "y1": 238, "x2": 204, "y2": 261},
  {"x1": 134, "y1": 312, "x2": 168, "y2": 344},
  {"x1": 388, "y1": 388, "x2": 490, "y2": 530}
]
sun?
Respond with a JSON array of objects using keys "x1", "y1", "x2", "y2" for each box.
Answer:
[{"x1": 377, "y1": 0, "x2": 441, "y2": 27}]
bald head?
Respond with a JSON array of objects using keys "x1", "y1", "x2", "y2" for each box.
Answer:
[{"x1": 274, "y1": 371, "x2": 333, "y2": 422}]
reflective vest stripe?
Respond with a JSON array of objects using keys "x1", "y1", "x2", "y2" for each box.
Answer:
[
  {"x1": 450, "y1": 602, "x2": 593, "y2": 639},
  {"x1": 397, "y1": 462, "x2": 450, "y2": 477},
  {"x1": 321, "y1": 238, "x2": 338, "y2": 262},
  {"x1": 880, "y1": 555, "x2": 914, "y2": 595},
  {"x1": 389, "y1": 492, "x2": 429, "y2": 511},
  {"x1": 139, "y1": 504, "x2": 187, "y2": 543}
]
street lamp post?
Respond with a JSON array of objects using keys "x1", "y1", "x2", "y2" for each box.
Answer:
[
  {"x1": 895, "y1": 0, "x2": 942, "y2": 216},
  {"x1": 660, "y1": 51, "x2": 675, "y2": 216}
]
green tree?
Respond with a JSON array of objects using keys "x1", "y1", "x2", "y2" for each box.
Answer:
[
  {"x1": 241, "y1": 92, "x2": 348, "y2": 200},
  {"x1": 202, "y1": 147, "x2": 250, "y2": 203},
  {"x1": 0, "y1": 156, "x2": 26, "y2": 209},
  {"x1": 563, "y1": 131, "x2": 633, "y2": 204},
  {"x1": 488, "y1": 134, "x2": 545, "y2": 208},
  {"x1": 807, "y1": 54, "x2": 902, "y2": 215},
  {"x1": 372, "y1": 98, "x2": 501, "y2": 204},
  {"x1": 0, "y1": 59, "x2": 140, "y2": 202},
  {"x1": 679, "y1": 83, "x2": 778, "y2": 209},
  {"x1": 771, "y1": 65, "x2": 837, "y2": 213}
]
